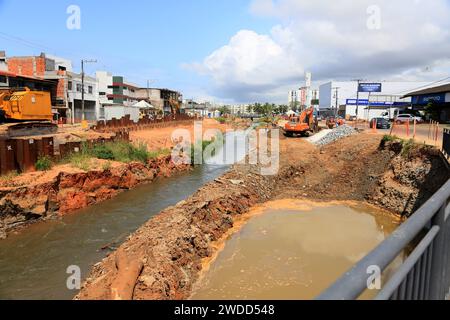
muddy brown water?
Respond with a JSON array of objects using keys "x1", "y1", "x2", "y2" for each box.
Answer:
[
  {"x1": 0, "y1": 131, "x2": 252, "y2": 300},
  {"x1": 190, "y1": 201, "x2": 401, "y2": 300}
]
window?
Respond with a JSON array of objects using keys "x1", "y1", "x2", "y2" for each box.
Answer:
[
  {"x1": 88, "y1": 86, "x2": 93, "y2": 94},
  {"x1": 0, "y1": 75, "x2": 6, "y2": 84},
  {"x1": 99, "y1": 92, "x2": 106, "y2": 96},
  {"x1": 76, "y1": 84, "x2": 82, "y2": 92},
  {"x1": 68, "y1": 81, "x2": 72, "y2": 90}
]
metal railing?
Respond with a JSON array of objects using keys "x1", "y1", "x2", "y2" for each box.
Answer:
[
  {"x1": 317, "y1": 179, "x2": 450, "y2": 300},
  {"x1": 443, "y1": 128, "x2": 450, "y2": 159}
]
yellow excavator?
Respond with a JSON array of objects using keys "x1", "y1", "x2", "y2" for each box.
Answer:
[
  {"x1": 168, "y1": 98, "x2": 181, "y2": 115},
  {"x1": 0, "y1": 87, "x2": 57, "y2": 137}
]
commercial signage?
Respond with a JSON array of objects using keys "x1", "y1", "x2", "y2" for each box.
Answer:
[
  {"x1": 358, "y1": 83, "x2": 382, "y2": 93},
  {"x1": 412, "y1": 93, "x2": 446, "y2": 105},
  {"x1": 346, "y1": 99, "x2": 409, "y2": 107}
]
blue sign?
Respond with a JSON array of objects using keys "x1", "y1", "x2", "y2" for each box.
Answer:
[
  {"x1": 346, "y1": 99, "x2": 409, "y2": 107},
  {"x1": 412, "y1": 93, "x2": 446, "y2": 105},
  {"x1": 358, "y1": 83, "x2": 382, "y2": 93}
]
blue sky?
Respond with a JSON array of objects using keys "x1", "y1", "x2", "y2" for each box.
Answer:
[
  {"x1": 0, "y1": 0, "x2": 274, "y2": 100},
  {"x1": 1, "y1": 0, "x2": 449, "y2": 103}
]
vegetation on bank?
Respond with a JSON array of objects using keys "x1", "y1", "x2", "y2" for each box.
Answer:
[
  {"x1": 31, "y1": 141, "x2": 171, "y2": 172},
  {"x1": 191, "y1": 134, "x2": 224, "y2": 165},
  {"x1": 381, "y1": 134, "x2": 436, "y2": 158}
]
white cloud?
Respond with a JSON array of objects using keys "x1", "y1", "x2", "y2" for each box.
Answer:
[{"x1": 187, "y1": 0, "x2": 450, "y2": 103}]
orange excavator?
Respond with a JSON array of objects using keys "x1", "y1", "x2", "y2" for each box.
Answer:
[{"x1": 284, "y1": 108, "x2": 318, "y2": 137}]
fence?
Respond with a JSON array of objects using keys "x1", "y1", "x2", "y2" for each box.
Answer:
[
  {"x1": 389, "y1": 120, "x2": 442, "y2": 146},
  {"x1": 317, "y1": 178, "x2": 450, "y2": 300},
  {"x1": 93, "y1": 114, "x2": 196, "y2": 133},
  {"x1": 0, "y1": 130, "x2": 130, "y2": 176}
]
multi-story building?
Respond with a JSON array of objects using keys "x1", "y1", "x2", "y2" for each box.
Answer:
[
  {"x1": 5, "y1": 52, "x2": 100, "y2": 123},
  {"x1": 135, "y1": 87, "x2": 183, "y2": 115},
  {"x1": 288, "y1": 90, "x2": 300, "y2": 109},
  {"x1": 182, "y1": 99, "x2": 208, "y2": 117}
]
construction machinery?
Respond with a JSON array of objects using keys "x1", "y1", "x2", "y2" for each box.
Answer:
[
  {"x1": 284, "y1": 108, "x2": 318, "y2": 137},
  {"x1": 0, "y1": 87, "x2": 57, "y2": 138},
  {"x1": 326, "y1": 116, "x2": 346, "y2": 129},
  {"x1": 168, "y1": 98, "x2": 181, "y2": 115}
]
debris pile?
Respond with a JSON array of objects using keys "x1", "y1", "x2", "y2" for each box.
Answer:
[{"x1": 314, "y1": 125, "x2": 357, "y2": 146}]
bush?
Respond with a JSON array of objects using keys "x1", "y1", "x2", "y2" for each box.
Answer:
[
  {"x1": 91, "y1": 144, "x2": 114, "y2": 160},
  {"x1": 401, "y1": 139, "x2": 416, "y2": 158},
  {"x1": 36, "y1": 156, "x2": 53, "y2": 171},
  {"x1": 217, "y1": 117, "x2": 227, "y2": 124},
  {"x1": 382, "y1": 135, "x2": 397, "y2": 143}
]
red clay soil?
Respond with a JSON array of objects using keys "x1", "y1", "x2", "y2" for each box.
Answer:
[
  {"x1": 76, "y1": 133, "x2": 449, "y2": 300},
  {"x1": 0, "y1": 156, "x2": 191, "y2": 238}
]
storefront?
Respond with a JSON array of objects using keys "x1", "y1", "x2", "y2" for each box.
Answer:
[{"x1": 403, "y1": 83, "x2": 450, "y2": 123}]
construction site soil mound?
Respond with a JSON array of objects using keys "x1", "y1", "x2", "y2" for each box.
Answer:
[{"x1": 76, "y1": 133, "x2": 449, "y2": 300}]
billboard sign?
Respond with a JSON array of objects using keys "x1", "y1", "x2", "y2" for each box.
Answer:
[
  {"x1": 412, "y1": 93, "x2": 446, "y2": 105},
  {"x1": 346, "y1": 99, "x2": 409, "y2": 107},
  {"x1": 358, "y1": 83, "x2": 382, "y2": 93}
]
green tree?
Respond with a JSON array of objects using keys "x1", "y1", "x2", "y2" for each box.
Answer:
[
  {"x1": 218, "y1": 106, "x2": 231, "y2": 116},
  {"x1": 424, "y1": 101, "x2": 439, "y2": 121}
]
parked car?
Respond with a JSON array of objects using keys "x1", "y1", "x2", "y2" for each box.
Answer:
[
  {"x1": 370, "y1": 117, "x2": 391, "y2": 129},
  {"x1": 395, "y1": 114, "x2": 424, "y2": 124}
]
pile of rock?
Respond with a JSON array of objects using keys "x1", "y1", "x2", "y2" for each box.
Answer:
[{"x1": 314, "y1": 125, "x2": 357, "y2": 146}]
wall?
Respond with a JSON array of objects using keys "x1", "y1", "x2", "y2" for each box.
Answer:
[
  {"x1": 7, "y1": 56, "x2": 46, "y2": 77},
  {"x1": 104, "y1": 106, "x2": 140, "y2": 122}
]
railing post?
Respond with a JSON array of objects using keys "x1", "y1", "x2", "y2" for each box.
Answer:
[{"x1": 429, "y1": 201, "x2": 447, "y2": 300}]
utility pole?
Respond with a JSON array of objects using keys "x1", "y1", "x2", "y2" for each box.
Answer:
[
  {"x1": 81, "y1": 59, "x2": 97, "y2": 122},
  {"x1": 333, "y1": 87, "x2": 340, "y2": 117},
  {"x1": 355, "y1": 79, "x2": 363, "y2": 124}
]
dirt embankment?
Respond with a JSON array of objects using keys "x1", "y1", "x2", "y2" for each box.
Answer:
[
  {"x1": 76, "y1": 133, "x2": 449, "y2": 300},
  {"x1": 0, "y1": 156, "x2": 191, "y2": 239},
  {"x1": 368, "y1": 140, "x2": 449, "y2": 217}
]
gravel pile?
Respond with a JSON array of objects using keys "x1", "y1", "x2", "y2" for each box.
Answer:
[{"x1": 314, "y1": 125, "x2": 358, "y2": 146}]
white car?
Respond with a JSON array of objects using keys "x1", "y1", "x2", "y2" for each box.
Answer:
[{"x1": 395, "y1": 114, "x2": 423, "y2": 124}]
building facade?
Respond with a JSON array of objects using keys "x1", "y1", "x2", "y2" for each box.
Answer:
[{"x1": 319, "y1": 81, "x2": 430, "y2": 119}]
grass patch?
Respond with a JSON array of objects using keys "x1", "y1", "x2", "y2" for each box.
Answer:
[
  {"x1": 102, "y1": 161, "x2": 112, "y2": 171},
  {"x1": 0, "y1": 171, "x2": 19, "y2": 182},
  {"x1": 382, "y1": 134, "x2": 399, "y2": 143},
  {"x1": 217, "y1": 117, "x2": 227, "y2": 124},
  {"x1": 61, "y1": 141, "x2": 158, "y2": 170},
  {"x1": 35, "y1": 156, "x2": 53, "y2": 171},
  {"x1": 64, "y1": 152, "x2": 92, "y2": 171},
  {"x1": 401, "y1": 139, "x2": 416, "y2": 158},
  {"x1": 191, "y1": 134, "x2": 224, "y2": 164}
]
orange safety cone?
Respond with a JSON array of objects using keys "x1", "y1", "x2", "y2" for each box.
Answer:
[{"x1": 372, "y1": 119, "x2": 378, "y2": 134}]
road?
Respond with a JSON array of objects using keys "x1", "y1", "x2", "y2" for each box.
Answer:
[{"x1": 349, "y1": 122, "x2": 444, "y2": 148}]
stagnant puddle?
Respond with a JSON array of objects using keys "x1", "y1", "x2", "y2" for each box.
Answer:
[{"x1": 191, "y1": 200, "x2": 402, "y2": 300}]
